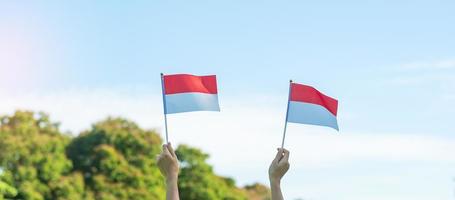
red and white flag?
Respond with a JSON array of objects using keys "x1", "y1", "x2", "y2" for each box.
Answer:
[
  {"x1": 161, "y1": 74, "x2": 220, "y2": 114},
  {"x1": 286, "y1": 82, "x2": 339, "y2": 130}
]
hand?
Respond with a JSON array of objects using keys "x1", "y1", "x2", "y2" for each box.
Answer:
[
  {"x1": 156, "y1": 143, "x2": 179, "y2": 181},
  {"x1": 268, "y1": 148, "x2": 290, "y2": 184}
]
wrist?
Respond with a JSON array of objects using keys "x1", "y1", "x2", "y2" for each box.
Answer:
[
  {"x1": 166, "y1": 174, "x2": 178, "y2": 184},
  {"x1": 269, "y1": 177, "x2": 281, "y2": 187}
]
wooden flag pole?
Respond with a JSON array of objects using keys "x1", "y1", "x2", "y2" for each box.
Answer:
[
  {"x1": 160, "y1": 73, "x2": 169, "y2": 144},
  {"x1": 281, "y1": 80, "x2": 293, "y2": 149}
]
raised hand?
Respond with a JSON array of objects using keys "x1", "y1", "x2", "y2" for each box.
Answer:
[
  {"x1": 268, "y1": 148, "x2": 290, "y2": 200},
  {"x1": 156, "y1": 143, "x2": 180, "y2": 200}
]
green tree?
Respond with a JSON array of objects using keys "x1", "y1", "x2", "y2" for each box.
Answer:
[
  {"x1": 176, "y1": 145, "x2": 248, "y2": 200},
  {"x1": 0, "y1": 111, "x2": 85, "y2": 200},
  {"x1": 243, "y1": 183, "x2": 271, "y2": 200},
  {"x1": 66, "y1": 117, "x2": 165, "y2": 200},
  {"x1": 0, "y1": 111, "x2": 270, "y2": 200},
  {"x1": 0, "y1": 179, "x2": 18, "y2": 200}
]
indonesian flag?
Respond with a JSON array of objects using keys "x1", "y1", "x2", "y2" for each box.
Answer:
[
  {"x1": 287, "y1": 83, "x2": 339, "y2": 130},
  {"x1": 162, "y1": 74, "x2": 220, "y2": 114}
]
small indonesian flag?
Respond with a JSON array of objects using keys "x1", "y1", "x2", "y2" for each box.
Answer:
[
  {"x1": 162, "y1": 74, "x2": 220, "y2": 114},
  {"x1": 287, "y1": 83, "x2": 339, "y2": 130}
]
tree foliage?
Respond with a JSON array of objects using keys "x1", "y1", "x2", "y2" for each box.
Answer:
[
  {"x1": 243, "y1": 183, "x2": 271, "y2": 200},
  {"x1": 67, "y1": 117, "x2": 165, "y2": 200},
  {"x1": 0, "y1": 111, "x2": 82, "y2": 200},
  {"x1": 0, "y1": 111, "x2": 270, "y2": 200},
  {"x1": 0, "y1": 180, "x2": 17, "y2": 200},
  {"x1": 176, "y1": 145, "x2": 249, "y2": 200}
]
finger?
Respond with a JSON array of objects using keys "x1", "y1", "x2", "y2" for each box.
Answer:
[
  {"x1": 281, "y1": 148, "x2": 290, "y2": 163},
  {"x1": 162, "y1": 144, "x2": 172, "y2": 156},
  {"x1": 167, "y1": 142, "x2": 177, "y2": 158},
  {"x1": 273, "y1": 148, "x2": 284, "y2": 162},
  {"x1": 156, "y1": 154, "x2": 163, "y2": 163},
  {"x1": 162, "y1": 144, "x2": 167, "y2": 152}
]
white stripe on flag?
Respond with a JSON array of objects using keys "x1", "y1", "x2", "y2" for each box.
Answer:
[
  {"x1": 287, "y1": 101, "x2": 339, "y2": 130},
  {"x1": 165, "y1": 92, "x2": 220, "y2": 114}
]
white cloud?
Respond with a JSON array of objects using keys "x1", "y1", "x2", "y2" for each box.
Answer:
[
  {"x1": 1, "y1": 89, "x2": 455, "y2": 200},
  {"x1": 399, "y1": 59, "x2": 455, "y2": 70},
  {"x1": 387, "y1": 58, "x2": 455, "y2": 86},
  {"x1": 1, "y1": 89, "x2": 455, "y2": 165},
  {"x1": 0, "y1": 89, "x2": 163, "y2": 134},
  {"x1": 386, "y1": 60, "x2": 454, "y2": 102}
]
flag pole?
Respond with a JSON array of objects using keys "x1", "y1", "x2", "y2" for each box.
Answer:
[
  {"x1": 160, "y1": 73, "x2": 169, "y2": 144},
  {"x1": 281, "y1": 79, "x2": 292, "y2": 149}
]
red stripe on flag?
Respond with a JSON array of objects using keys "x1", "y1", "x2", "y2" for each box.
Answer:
[
  {"x1": 163, "y1": 74, "x2": 218, "y2": 95},
  {"x1": 290, "y1": 83, "x2": 338, "y2": 116}
]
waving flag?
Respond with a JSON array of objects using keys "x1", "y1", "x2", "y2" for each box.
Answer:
[
  {"x1": 161, "y1": 74, "x2": 220, "y2": 114},
  {"x1": 286, "y1": 82, "x2": 339, "y2": 130}
]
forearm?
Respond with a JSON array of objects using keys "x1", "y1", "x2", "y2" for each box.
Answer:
[
  {"x1": 166, "y1": 177, "x2": 180, "y2": 200},
  {"x1": 270, "y1": 179, "x2": 284, "y2": 200}
]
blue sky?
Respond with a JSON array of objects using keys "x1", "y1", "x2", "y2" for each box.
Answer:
[{"x1": 1, "y1": 1, "x2": 455, "y2": 199}]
